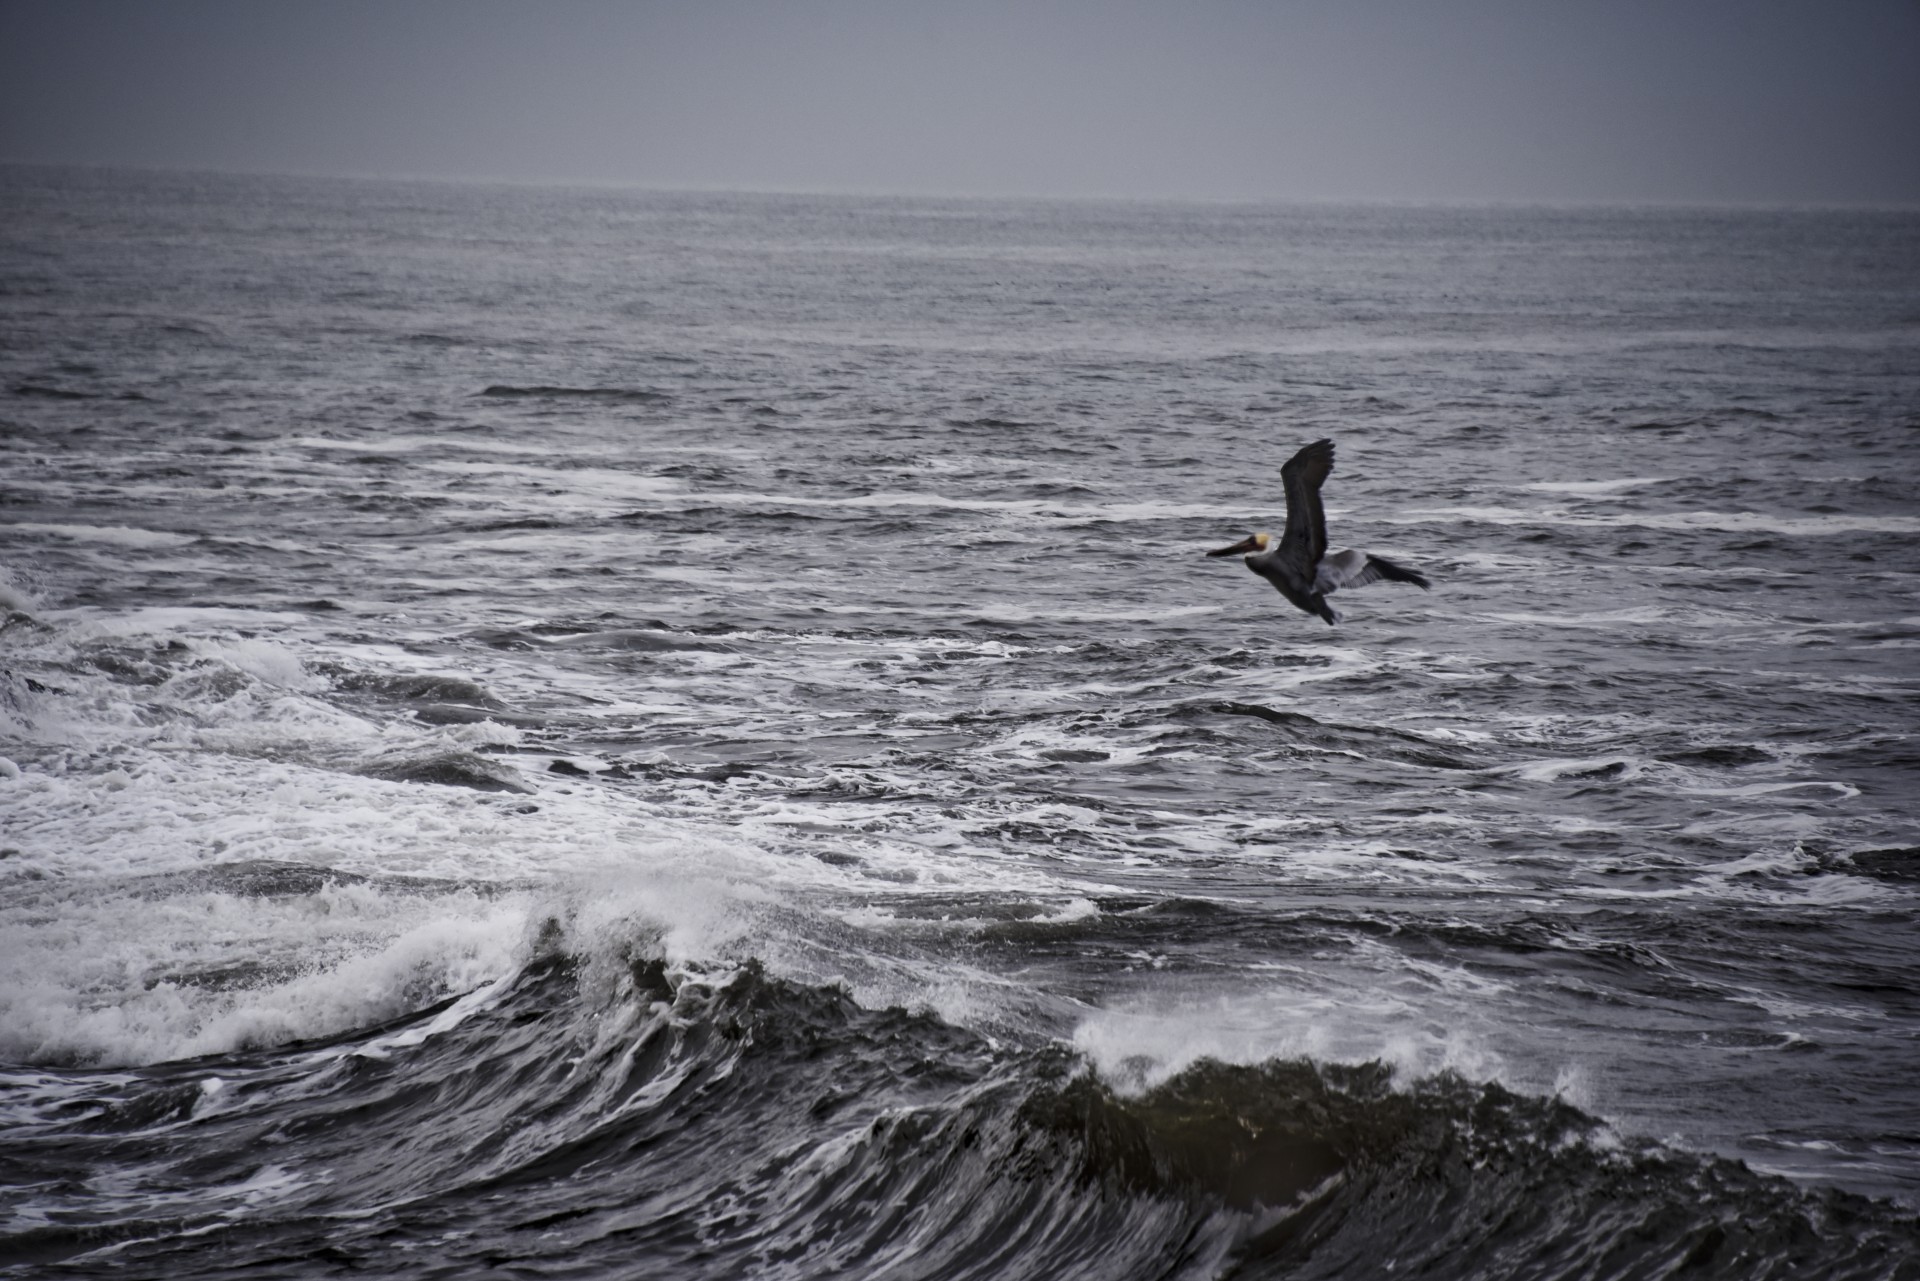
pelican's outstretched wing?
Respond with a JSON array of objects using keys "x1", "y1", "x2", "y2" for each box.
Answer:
[
  {"x1": 1277, "y1": 438, "x2": 1334, "y2": 575},
  {"x1": 1315, "y1": 548, "x2": 1432, "y2": 594}
]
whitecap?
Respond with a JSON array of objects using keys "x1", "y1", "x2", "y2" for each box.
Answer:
[
  {"x1": 2, "y1": 522, "x2": 198, "y2": 548},
  {"x1": 1523, "y1": 477, "x2": 1670, "y2": 496},
  {"x1": 1385, "y1": 505, "x2": 1920, "y2": 536}
]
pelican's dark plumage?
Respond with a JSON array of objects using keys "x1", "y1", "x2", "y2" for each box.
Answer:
[{"x1": 1207, "y1": 438, "x2": 1429, "y2": 624}]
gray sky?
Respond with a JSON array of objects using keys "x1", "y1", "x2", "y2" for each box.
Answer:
[{"x1": 2, "y1": 0, "x2": 1916, "y2": 203}]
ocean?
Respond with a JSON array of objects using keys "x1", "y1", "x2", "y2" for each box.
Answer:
[{"x1": 2, "y1": 164, "x2": 1918, "y2": 1278}]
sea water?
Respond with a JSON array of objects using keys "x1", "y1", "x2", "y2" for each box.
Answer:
[{"x1": 3, "y1": 166, "x2": 1919, "y2": 1277}]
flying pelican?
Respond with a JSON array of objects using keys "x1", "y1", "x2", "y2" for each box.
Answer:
[{"x1": 1207, "y1": 438, "x2": 1430, "y2": 624}]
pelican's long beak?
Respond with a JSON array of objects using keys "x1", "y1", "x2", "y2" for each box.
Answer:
[{"x1": 1207, "y1": 536, "x2": 1261, "y2": 557}]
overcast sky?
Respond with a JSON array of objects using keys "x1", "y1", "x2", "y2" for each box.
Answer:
[{"x1": 2, "y1": 0, "x2": 1916, "y2": 204}]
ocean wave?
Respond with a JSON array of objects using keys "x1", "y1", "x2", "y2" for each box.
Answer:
[
  {"x1": 1387, "y1": 506, "x2": 1920, "y2": 536},
  {"x1": 478, "y1": 384, "x2": 673, "y2": 402},
  {"x1": 0, "y1": 523, "x2": 197, "y2": 549},
  {"x1": 5, "y1": 954, "x2": 1911, "y2": 1278}
]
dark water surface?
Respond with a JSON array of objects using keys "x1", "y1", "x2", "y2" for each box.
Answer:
[{"x1": 3, "y1": 166, "x2": 1919, "y2": 1278}]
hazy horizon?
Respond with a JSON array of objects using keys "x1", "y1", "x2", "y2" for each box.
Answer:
[
  {"x1": 13, "y1": 157, "x2": 1920, "y2": 214},
  {"x1": 3, "y1": 0, "x2": 1917, "y2": 207}
]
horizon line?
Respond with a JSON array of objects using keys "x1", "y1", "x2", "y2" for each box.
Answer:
[{"x1": 4, "y1": 157, "x2": 1918, "y2": 215}]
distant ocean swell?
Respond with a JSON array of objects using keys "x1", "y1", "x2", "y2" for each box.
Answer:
[{"x1": 7, "y1": 934, "x2": 1915, "y2": 1280}]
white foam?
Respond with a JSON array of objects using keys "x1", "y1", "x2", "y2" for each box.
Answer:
[
  {"x1": 1038, "y1": 897, "x2": 1101, "y2": 923},
  {"x1": 1523, "y1": 477, "x2": 1670, "y2": 496},
  {"x1": 1485, "y1": 606, "x2": 1748, "y2": 628},
  {"x1": 0, "y1": 880, "x2": 530, "y2": 1066},
  {"x1": 416, "y1": 460, "x2": 686, "y2": 503},
  {"x1": 1506, "y1": 755, "x2": 1646, "y2": 784},
  {"x1": 597, "y1": 484, "x2": 1255, "y2": 527},
  {"x1": 2, "y1": 522, "x2": 198, "y2": 548},
  {"x1": 0, "y1": 750, "x2": 888, "y2": 1066},
  {"x1": 1385, "y1": 505, "x2": 1920, "y2": 536},
  {"x1": 54, "y1": 605, "x2": 315, "y2": 638},
  {"x1": 1, "y1": 599, "x2": 1063, "y2": 1064},
  {"x1": 191, "y1": 638, "x2": 322, "y2": 692},
  {"x1": 291, "y1": 433, "x2": 603, "y2": 458},
  {"x1": 1072, "y1": 978, "x2": 1512, "y2": 1095},
  {"x1": 1680, "y1": 779, "x2": 1859, "y2": 801},
  {"x1": 0, "y1": 564, "x2": 39, "y2": 612}
]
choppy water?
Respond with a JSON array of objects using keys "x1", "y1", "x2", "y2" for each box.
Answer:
[{"x1": 3, "y1": 165, "x2": 1919, "y2": 1278}]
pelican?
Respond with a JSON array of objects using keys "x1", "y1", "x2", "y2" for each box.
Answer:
[{"x1": 1208, "y1": 438, "x2": 1430, "y2": 624}]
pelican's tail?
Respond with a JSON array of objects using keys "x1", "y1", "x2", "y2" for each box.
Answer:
[{"x1": 1366, "y1": 555, "x2": 1430, "y2": 590}]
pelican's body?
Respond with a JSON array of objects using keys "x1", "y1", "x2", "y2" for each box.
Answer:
[{"x1": 1208, "y1": 438, "x2": 1429, "y2": 625}]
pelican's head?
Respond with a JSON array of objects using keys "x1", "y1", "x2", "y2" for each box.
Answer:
[{"x1": 1207, "y1": 531, "x2": 1273, "y2": 558}]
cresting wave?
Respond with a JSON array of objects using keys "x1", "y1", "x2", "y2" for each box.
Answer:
[
  {"x1": 7, "y1": 593, "x2": 1917, "y2": 1276},
  {"x1": 5, "y1": 935, "x2": 1915, "y2": 1280}
]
